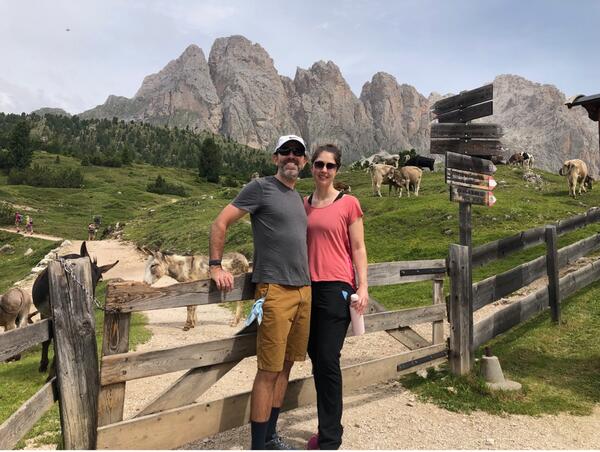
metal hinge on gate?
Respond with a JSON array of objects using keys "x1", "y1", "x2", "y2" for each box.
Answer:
[
  {"x1": 397, "y1": 350, "x2": 448, "y2": 371},
  {"x1": 399, "y1": 268, "x2": 446, "y2": 277}
]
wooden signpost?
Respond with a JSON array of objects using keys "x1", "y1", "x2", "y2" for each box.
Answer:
[{"x1": 430, "y1": 84, "x2": 502, "y2": 375}]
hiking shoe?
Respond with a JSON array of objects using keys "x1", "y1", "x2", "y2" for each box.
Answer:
[
  {"x1": 265, "y1": 433, "x2": 295, "y2": 450},
  {"x1": 307, "y1": 434, "x2": 319, "y2": 450}
]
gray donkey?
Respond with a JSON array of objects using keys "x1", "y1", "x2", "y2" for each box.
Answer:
[
  {"x1": 0, "y1": 287, "x2": 33, "y2": 361},
  {"x1": 32, "y1": 241, "x2": 118, "y2": 374}
]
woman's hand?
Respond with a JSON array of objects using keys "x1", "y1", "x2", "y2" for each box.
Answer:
[
  {"x1": 210, "y1": 266, "x2": 234, "y2": 292},
  {"x1": 353, "y1": 286, "x2": 369, "y2": 315}
]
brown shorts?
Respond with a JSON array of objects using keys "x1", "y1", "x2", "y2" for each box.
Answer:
[{"x1": 255, "y1": 283, "x2": 311, "y2": 372}]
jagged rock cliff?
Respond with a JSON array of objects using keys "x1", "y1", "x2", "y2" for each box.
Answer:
[{"x1": 80, "y1": 36, "x2": 599, "y2": 172}]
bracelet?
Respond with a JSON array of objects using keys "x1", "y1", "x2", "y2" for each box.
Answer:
[{"x1": 208, "y1": 259, "x2": 222, "y2": 267}]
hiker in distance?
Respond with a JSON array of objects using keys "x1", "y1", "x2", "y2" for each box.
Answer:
[{"x1": 209, "y1": 134, "x2": 311, "y2": 450}]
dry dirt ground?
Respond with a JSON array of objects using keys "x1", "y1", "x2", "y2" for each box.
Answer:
[{"x1": 9, "y1": 236, "x2": 600, "y2": 449}]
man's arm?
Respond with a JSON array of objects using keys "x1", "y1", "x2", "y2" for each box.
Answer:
[{"x1": 209, "y1": 204, "x2": 248, "y2": 292}]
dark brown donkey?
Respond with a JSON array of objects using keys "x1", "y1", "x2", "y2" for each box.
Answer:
[{"x1": 32, "y1": 241, "x2": 118, "y2": 376}]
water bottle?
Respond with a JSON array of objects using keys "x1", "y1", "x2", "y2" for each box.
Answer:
[{"x1": 350, "y1": 293, "x2": 365, "y2": 336}]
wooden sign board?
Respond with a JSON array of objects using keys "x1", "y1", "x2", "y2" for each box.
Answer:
[
  {"x1": 446, "y1": 152, "x2": 496, "y2": 175},
  {"x1": 446, "y1": 168, "x2": 497, "y2": 191},
  {"x1": 431, "y1": 123, "x2": 503, "y2": 140},
  {"x1": 435, "y1": 101, "x2": 493, "y2": 123},
  {"x1": 450, "y1": 185, "x2": 497, "y2": 207},
  {"x1": 430, "y1": 139, "x2": 502, "y2": 156},
  {"x1": 432, "y1": 84, "x2": 493, "y2": 116}
]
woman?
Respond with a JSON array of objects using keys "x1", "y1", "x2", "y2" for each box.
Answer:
[{"x1": 304, "y1": 144, "x2": 369, "y2": 450}]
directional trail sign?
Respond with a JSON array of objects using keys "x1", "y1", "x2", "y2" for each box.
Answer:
[{"x1": 445, "y1": 152, "x2": 497, "y2": 207}]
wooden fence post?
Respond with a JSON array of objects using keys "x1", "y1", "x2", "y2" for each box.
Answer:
[
  {"x1": 432, "y1": 278, "x2": 444, "y2": 344},
  {"x1": 48, "y1": 258, "x2": 99, "y2": 449},
  {"x1": 545, "y1": 225, "x2": 561, "y2": 323},
  {"x1": 97, "y1": 312, "x2": 131, "y2": 426},
  {"x1": 448, "y1": 244, "x2": 473, "y2": 375}
]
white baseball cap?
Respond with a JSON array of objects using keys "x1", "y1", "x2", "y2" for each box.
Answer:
[{"x1": 274, "y1": 134, "x2": 306, "y2": 154}]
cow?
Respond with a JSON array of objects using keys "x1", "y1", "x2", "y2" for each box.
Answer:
[
  {"x1": 559, "y1": 159, "x2": 591, "y2": 198},
  {"x1": 508, "y1": 152, "x2": 534, "y2": 169},
  {"x1": 369, "y1": 163, "x2": 396, "y2": 197},
  {"x1": 143, "y1": 250, "x2": 249, "y2": 330},
  {"x1": 404, "y1": 155, "x2": 435, "y2": 171},
  {"x1": 384, "y1": 155, "x2": 400, "y2": 167},
  {"x1": 387, "y1": 166, "x2": 423, "y2": 197},
  {"x1": 508, "y1": 153, "x2": 524, "y2": 166},
  {"x1": 333, "y1": 181, "x2": 351, "y2": 193}
]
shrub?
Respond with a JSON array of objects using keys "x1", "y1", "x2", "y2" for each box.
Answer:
[
  {"x1": 146, "y1": 175, "x2": 188, "y2": 197},
  {"x1": 7, "y1": 164, "x2": 84, "y2": 188},
  {"x1": 0, "y1": 201, "x2": 15, "y2": 225}
]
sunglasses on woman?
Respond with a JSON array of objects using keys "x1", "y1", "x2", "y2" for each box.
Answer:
[
  {"x1": 313, "y1": 161, "x2": 338, "y2": 170},
  {"x1": 276, "y1": 147, "x2": 306, "y2": 157}
]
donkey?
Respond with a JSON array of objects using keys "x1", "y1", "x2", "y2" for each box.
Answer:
[
  {"x1": 143, "y1": 250, "x2": 250, "y2": 330},
  {"x1": 0, "y1": 287, "x2": 33, "y2": 361},
  {"x1": 32, "y1": 241, "x2": 118, "y2": 374}
]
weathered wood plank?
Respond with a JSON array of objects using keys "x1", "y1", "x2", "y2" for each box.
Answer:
[
  {"x1": 97, "y1": 312, "x2": 131, "y2": 427},
  {"x1": 432, "y1": 279, "x2": 445, "y2": 344},
  {"x1": 446, "y1": 151, "x2": 497, "y2": 175},
  {"x1": 430, "y1": 138, "x2": 502, "y2": 156},
  {"x1": 431, "y1": 123, "x2": 503, "y2": 139},
  {"x1": 97, "y1": 344, "x2": 447, "y2": 450},
  {"x1": 473, "y1": 259, "x2": 600, "y2": 348},
  {"x1": 105, "y1": 260, "x2": 446, "y2": 313},
  {"x1": 432, "y1": 84, "x2": 493, "y2": 115},
  {"x1": 0, "y1": 378, "x2": 57, "y2": 450},
  {"x1": 546, "y1": 225, "x2": 560, "y2": 323},
  {"x1": 386, "y1": 326, "x2": 432, "y2": 350},
  {"x1": 448, "y1": 244, "x2": 472, "y2": 375},
  {"x1": 558, "y1": 232, "x2": 600, "y2": 267},
  {"x1": 473, "y1": 255, "x2": 547, "y2": 311},
  {"x1": 0, "y1": 319, "x2": 51, "y2": 362},
  {"x1": 101, "y1": 305, "x2": 446, "y2": 385},
  {"x1": 48, "y1": 258, "x2": 99, "y2": 449},
  {"x1": 472, "y1": 208, "x2": 600, "y2": 267},
  {"x1": 136, "y1": 361, "x2": 238, "y2": 417},
  {"x1": 435, "y1": 101, "x2": 493, "y2": 123}
]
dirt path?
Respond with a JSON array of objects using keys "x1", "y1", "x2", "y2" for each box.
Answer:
[
  {"x1": 13, "y1": 237, "x2": 600, "y2": 449},
  {"x1": 0, "y1": 227, "x2": 64, "y2": 242}
]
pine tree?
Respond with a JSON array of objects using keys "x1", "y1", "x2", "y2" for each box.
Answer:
[
  {"x1": 9, "y1": 120, "x2": 32, "y2": 169},
  {"x1": 198, "y1": 137, "x2": 222, "y2": 183}
]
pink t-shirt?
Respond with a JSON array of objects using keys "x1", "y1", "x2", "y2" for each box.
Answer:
[{"x1": 304, "y1": 194, "x2": 364, "y2": 287}]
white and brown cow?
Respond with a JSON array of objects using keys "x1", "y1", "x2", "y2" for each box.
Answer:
[
  {"x1": 559, "y1": 159, "x2": 592, "y2": 198},
  {"x1": 387, "y1": 166, "x2": 423, "y2": 197},
  {"x1": 369, "y1": 163, "x2": 396, "y2": 197}
]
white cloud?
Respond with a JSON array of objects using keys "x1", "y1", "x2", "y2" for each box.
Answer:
[
  {"x1": 145, "y1": 1, "x2": 239, "y2": 34},
  {"x1": 0, "y1": 92, "x2": 16, "y2": 111}
]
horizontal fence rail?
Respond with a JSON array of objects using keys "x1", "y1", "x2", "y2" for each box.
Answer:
[
  {"x1": 472, "y1": 207, "x2": 600, "y2": 267},
  {"x1": 105, "y1": 260, "x2": 447, "y2": 313},
  {"x1": 473, "y1": 232, "x2": 600, "y2": 311},
  {"x1": 0, "y1": 378, "x2": 58, "y2": 450},
  {"x1": 473, "y1": 259, "x2": 600, "y2": 348},
  {"x1": 99, "y1": 304, "x2": 446, "y2": 385},
  {"x1": 97, "y1": 343, "x2": 447, "y2": 450},
  {"x1": 0, "y1": 319, "x2": 51, "y2": 362}
]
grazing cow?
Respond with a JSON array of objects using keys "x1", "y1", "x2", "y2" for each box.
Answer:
[
  {"x1": 32, "y1": 242, "x2": 118, "y2": 374},
  {"x1": 508, "y1": 153, "x2": 524, "y2": 166},
  {"x1": 369, "y1": 163, "x2": 396, "y2": 197},
  {"x1": 333, "y1": 181, "x2": 351, "y2": 193},
  {"x1": 383, "y1": 155, "x2": 400, "y2": 167},
  {"x1": 387, "y1": 166, "x2": 423, "y2": 197},
  {"x1": 559, "y1": 159, "x2": 591, "y2": 198},
  {"x1": 404, "y1": 155, "x2": 435, "y2": 171},
  {"x1": 143, "y1": 250, "x2": 249, "y2": 330},
  {"x1": 508, "y1": 152, "x2": 534, "y2": 169}
]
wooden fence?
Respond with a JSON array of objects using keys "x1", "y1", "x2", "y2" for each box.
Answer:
[
  {"x1": 95, "y1": 259, "x2": 448, "y2": 450},
  {"x1": 0, "y1": 258, "x2": 99, "y2": 450},
  {"x1": 449, "y1": 207, "x2": 600, "y2": 374}
]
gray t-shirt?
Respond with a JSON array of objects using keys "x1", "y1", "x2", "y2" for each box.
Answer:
[{"x1": 232, "y1": 176, "x2": 310, "y2": 286}]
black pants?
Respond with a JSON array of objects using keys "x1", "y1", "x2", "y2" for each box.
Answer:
[{"x1": 307, "y1": 281, "x2": 352, "y2": 450}]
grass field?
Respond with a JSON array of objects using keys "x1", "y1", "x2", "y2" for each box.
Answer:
[{"x1": 2, "y1": 152, "x2": 600, "y2": 446}]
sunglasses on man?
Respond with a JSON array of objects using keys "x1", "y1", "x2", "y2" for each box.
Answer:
[
  {"x1": 276, "y1": 147, "x2": 306, "y2": 157},
  {"x1": 313, "y1": 161, "x2": 338, "y2": 170}
]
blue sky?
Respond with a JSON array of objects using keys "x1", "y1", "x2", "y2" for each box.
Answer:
[{"x1": 1, "y1": 0, "x2": 598, "y2": 114}]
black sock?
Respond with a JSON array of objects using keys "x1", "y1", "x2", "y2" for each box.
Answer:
[
  {"x1": 251, "y1": 420, "x2": 269, "y2": 450},
  {"x1": 266, "y1": 407, "x2": 281, "y2": 441}
]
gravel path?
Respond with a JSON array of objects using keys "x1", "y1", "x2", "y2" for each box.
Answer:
[{"x1": 16, "y1": 237, "x2": 600, "y2": 449}]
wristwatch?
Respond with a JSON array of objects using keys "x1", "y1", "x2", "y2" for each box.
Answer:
[{"x1": 209, "y1": 259, "x2": 222, "y2": 267}]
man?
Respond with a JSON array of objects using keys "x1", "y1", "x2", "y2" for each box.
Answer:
[{"x1": 210, "y1": 135, "x2": 311, "y2": 450}]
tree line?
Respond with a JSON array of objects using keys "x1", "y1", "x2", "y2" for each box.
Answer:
[{"x1": 0, "y1": 112, "x2": 275, "y2": 185}]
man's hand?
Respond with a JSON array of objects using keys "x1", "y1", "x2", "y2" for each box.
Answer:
[{"x1": 210, "y1": 266, "x2": 234, "y2": 292}]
